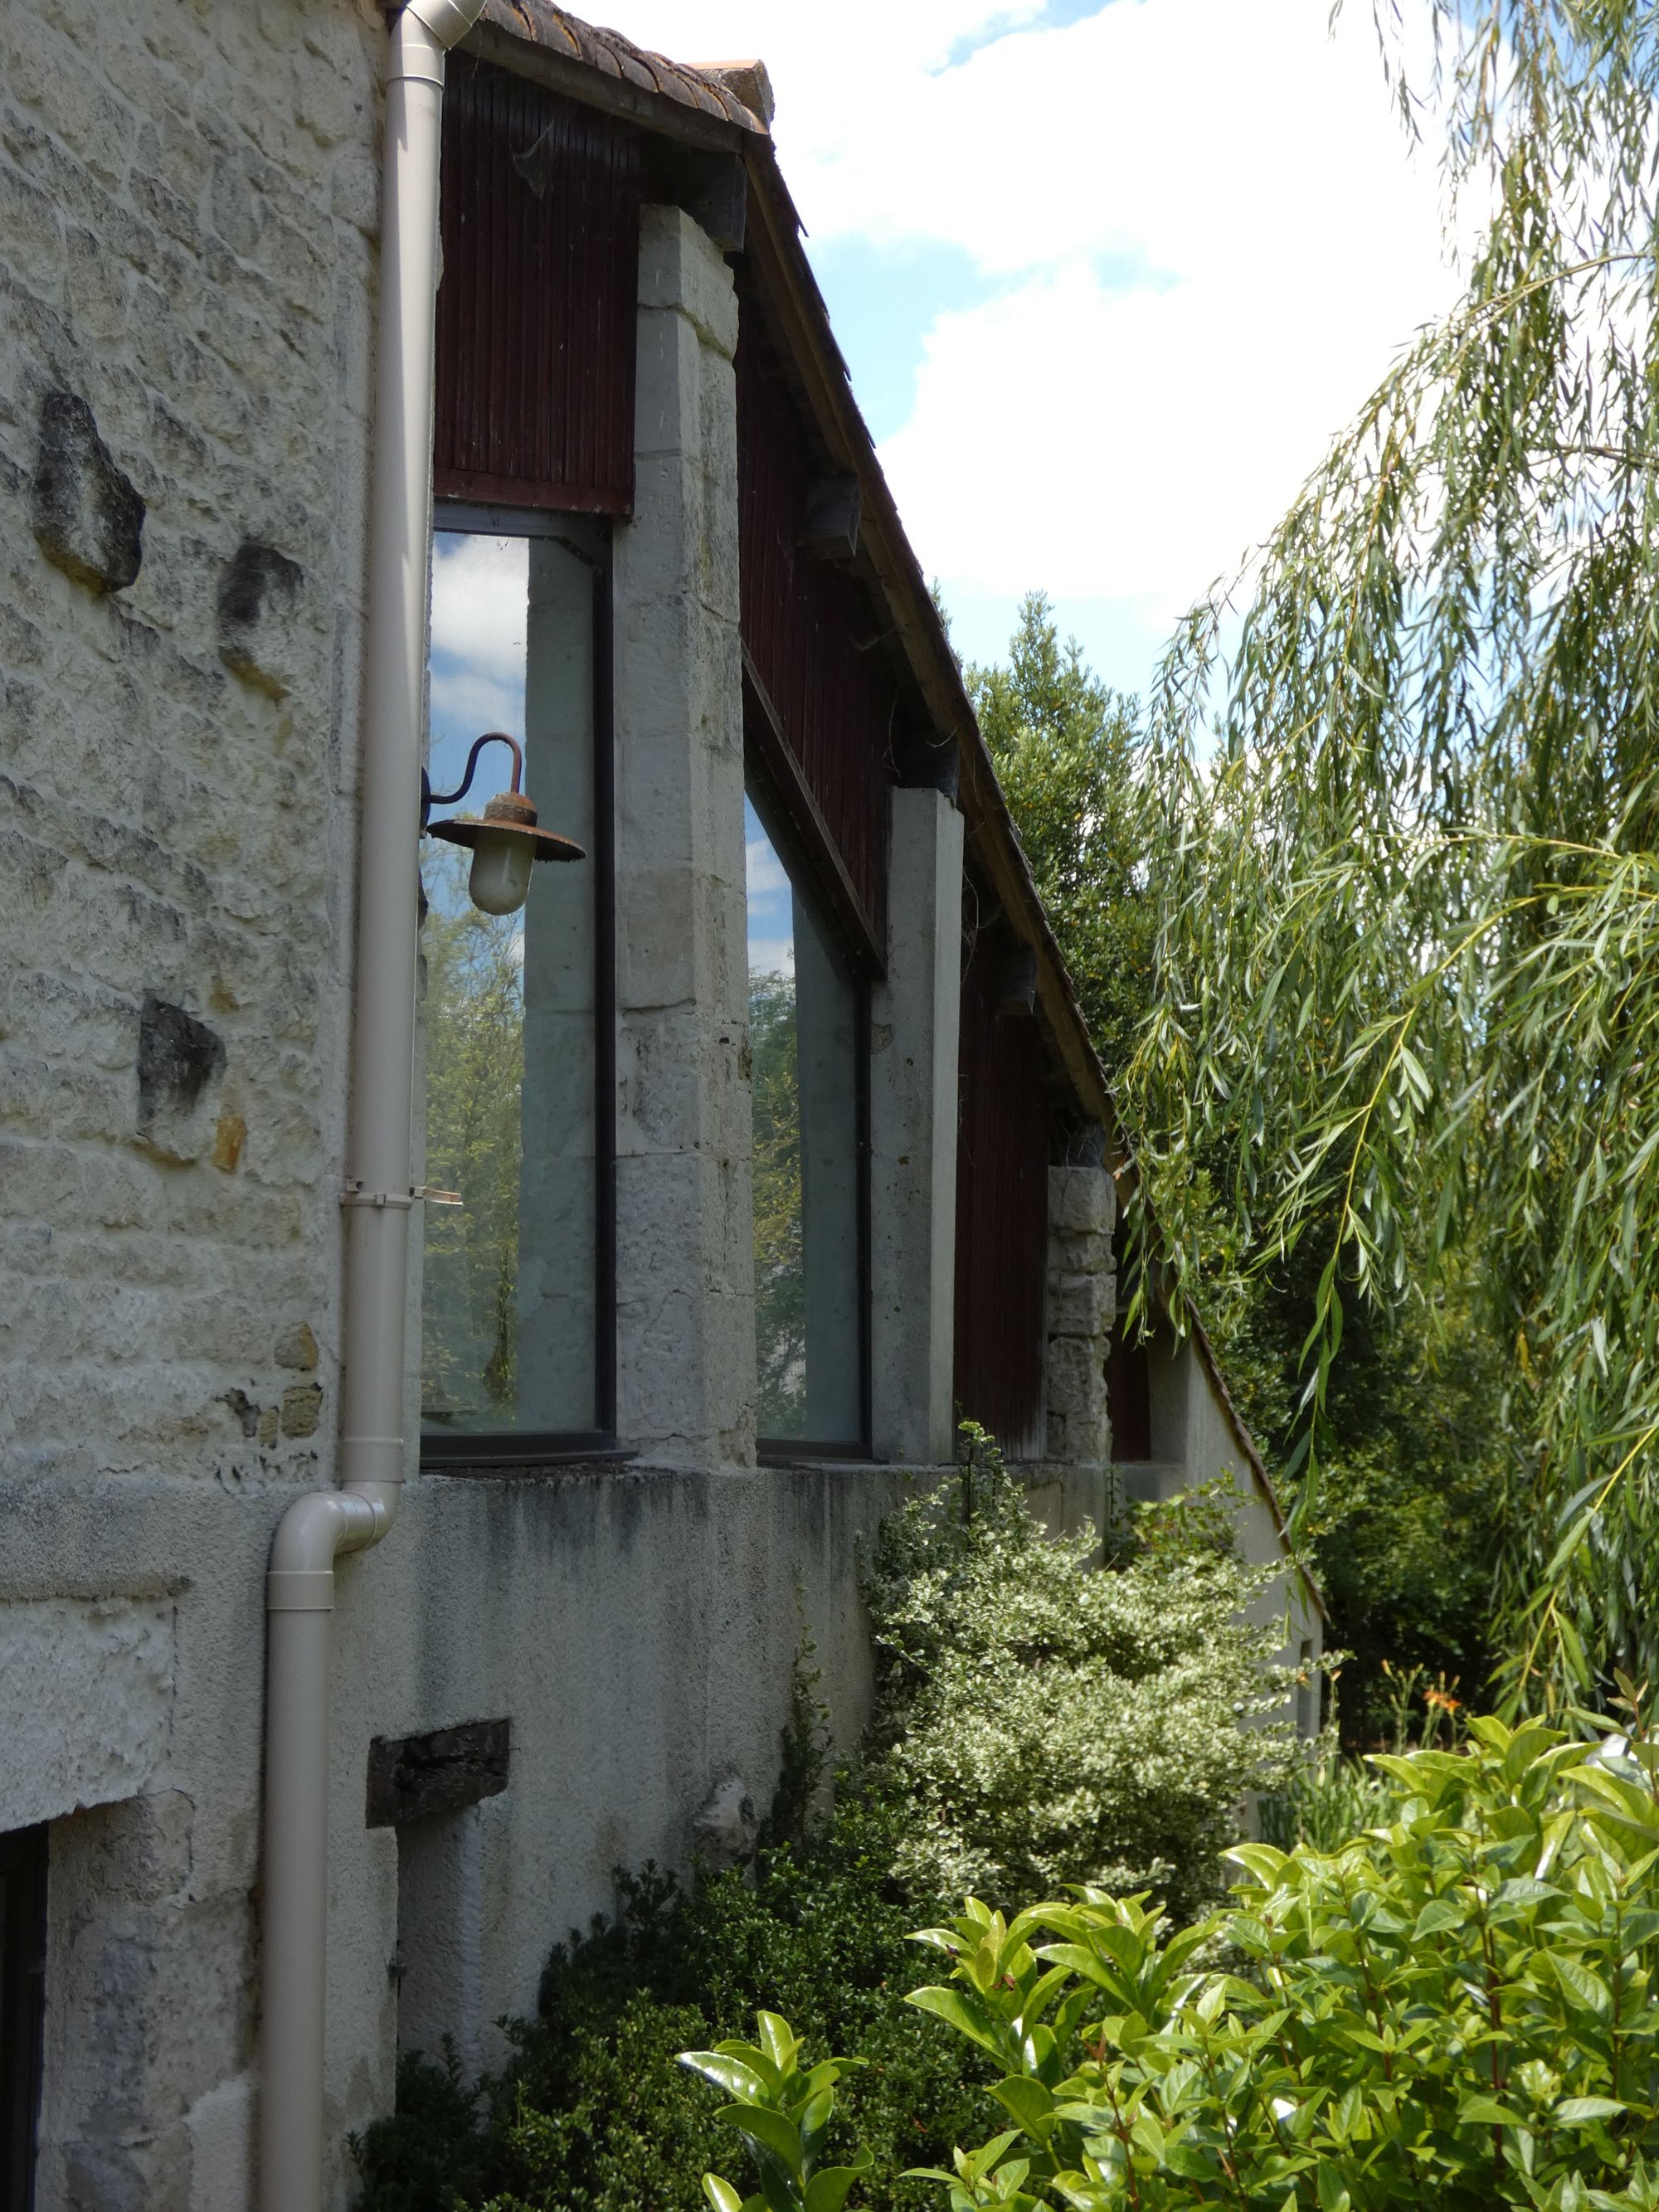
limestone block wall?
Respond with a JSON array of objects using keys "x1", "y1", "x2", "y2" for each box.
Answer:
[
  {"x1": 1044, "y1": 1159, "x2": 1116, "y2": 1468},
  {"x1": 0, "y1": 0, "x2": 384, "y2": 1493},
  {"x1": 0, "y1": 1, "x2": 385, "y2": 2201},
  {"x1": 0, "y1": 19, "x2": 1136, "y2": 2207},
  {"x1": 611, "y1": 205, "x2": 754, "y2": 1466},
  {"x1": 869, "y1": 786, "x2": 964, "y2": 1466}
]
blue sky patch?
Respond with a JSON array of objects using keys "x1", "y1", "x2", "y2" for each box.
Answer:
[
  {"x1": 941, "y1": 0, "x2": 1116, "y2": 72},
  {"x1": 803, "y1": 236, "x2": 997, "y2": 445}
]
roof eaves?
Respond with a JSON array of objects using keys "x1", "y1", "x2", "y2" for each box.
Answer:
[
  {"x1": 734, "y1": 145, "x2": 1324, "y2": 1615},
  {"x1": 469, "y1": 0, "x2": 771, "y2": 141},
  {"x1": 739, "y1": 144, "x2": 1125, "y2": 1152}
]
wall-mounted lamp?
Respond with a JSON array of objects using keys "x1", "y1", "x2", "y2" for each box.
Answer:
[{"x1": 421, "y1": 732, "x2": 584, "y2": 915}]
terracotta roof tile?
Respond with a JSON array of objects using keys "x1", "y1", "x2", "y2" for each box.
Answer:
[{"x1": 473, "y1": 0, "x2": 771, "y2": 133}]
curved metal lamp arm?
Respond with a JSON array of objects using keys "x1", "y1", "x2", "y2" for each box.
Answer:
[{"x1": 421, "y1": 731, "x2": 523, "y2": 829}]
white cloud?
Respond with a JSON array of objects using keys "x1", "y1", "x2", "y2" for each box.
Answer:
[
  {"x1": 747, "y1": 935, "x2": 796, "y2": 977},
  {"x1": 745, "y1": 837, "x2": 791, "y2": 899},
  {"x1": 431, "y1": 533, "x2": 528, "y2": 680},
  {"x1": 430, "y1": 664, "x2": 523, "y2": 737},
  {"x1": 602, "y1": 0, "x2": 1461, "y2": 652}
]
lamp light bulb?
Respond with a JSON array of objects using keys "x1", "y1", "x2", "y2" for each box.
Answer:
[{"x1": 468, "y1": 826, "x2": 535, "y2": 916}]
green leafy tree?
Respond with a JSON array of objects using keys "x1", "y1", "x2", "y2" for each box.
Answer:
[
  {"x1": 969, "y1": 598, "x2": 1505, "y2": 1739},
  {"x1": 421, "y1": 848, "x2": 526, "y2": 1426},
  {"x1": 968, "y1": 596, "x2": 1151, "y2": 1078},
  {"x1": 750, "y1": 967, "x2": 805, "y2": 1434},
  {"x1": 1127, "y1": 0, "x2": 1659, "y2": 1709}
]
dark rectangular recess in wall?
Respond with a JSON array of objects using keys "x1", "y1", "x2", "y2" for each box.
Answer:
[
  {"x1": 367, "y1": 1719, "x2": 512, "y2": 1829},
  {"x1": 435, "y1": 56, "x2": 645, "y2": 513},
  {"x1": 0, "y1": 1824, "x2": 46, "y2": 2212},
  {"x1": 952, "y1": 916, "x2": 1052, "y2": 1461},
  {"x1": 736, "y1": 317, "x2": 894, "y2": 953},
  {"x1": 1104, "y1": 1328, "x2": 1152, "y2": 1463}
]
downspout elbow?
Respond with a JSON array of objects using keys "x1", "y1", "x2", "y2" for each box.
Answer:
[
  {"x1": 266, "y1": 1490, "x2": 383, "y2": 1613},
  {"x1": 392, "y1": 0, "x2": 485, "y2": 81}
]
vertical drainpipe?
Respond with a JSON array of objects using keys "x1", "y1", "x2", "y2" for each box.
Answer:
[{"x1": 260, "y1": 4, "x2": 482, "y2": 2207}]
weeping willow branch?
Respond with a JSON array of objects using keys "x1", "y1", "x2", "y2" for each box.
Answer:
[{"x1": 1121, "y1": 0, "x2": 1659, "y2": 1712}]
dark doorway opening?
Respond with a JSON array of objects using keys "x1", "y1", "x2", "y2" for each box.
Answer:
[{"x1": 0, "y1": 1823, "x2": 47, "y2": 2212}]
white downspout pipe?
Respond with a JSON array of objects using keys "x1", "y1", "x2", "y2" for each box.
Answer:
[{"x1": 260, "y1": 5, "x2": 482, "y2": 2206}]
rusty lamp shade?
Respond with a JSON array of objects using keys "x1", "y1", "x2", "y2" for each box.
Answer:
[{"x1": 423, "y1": 733, "x2": 584, "y2": 916}]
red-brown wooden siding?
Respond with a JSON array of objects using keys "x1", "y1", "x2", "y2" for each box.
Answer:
[
  {"x1": 736, "y1": 328, "x2": 892, "y2": 953},
  {"x1": 953, "y1": 931, "x2": 1052, "y2": 1460},
  {"x1": 435, "y1": 56, "x2": 645, "y2": 513}
]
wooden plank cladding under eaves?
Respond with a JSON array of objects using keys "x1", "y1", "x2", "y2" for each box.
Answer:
[
  {"x1": 737, "y1": 323, "x2": 894, "y2": 959},
  {"x1": 954, "y1": 922, "x2": 1052, "y2": 1461},
  {"x1": 435, "y1": 55, "x2": 645, "y2": 513}
]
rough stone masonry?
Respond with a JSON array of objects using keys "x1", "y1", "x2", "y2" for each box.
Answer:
[{"x1": 0, "y1": 1, "x2": 385, "y2": 2200}]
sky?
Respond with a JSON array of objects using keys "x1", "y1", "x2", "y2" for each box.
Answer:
[{"x1": 605, "y1": 0, "x2": 1460, "y2": 699}]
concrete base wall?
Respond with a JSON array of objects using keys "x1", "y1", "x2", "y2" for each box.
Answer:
[{"x1": 0, "y1": 1453, "x2": 1106, "y2": 2209}]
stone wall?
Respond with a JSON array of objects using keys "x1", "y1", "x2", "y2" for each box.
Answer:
[
  {"x1": 0, "y1": 13, "x2": 1206, "y2": 2206},
  {"x1": 0, "y1": 0, "x2": 384, "y2": 1497},
  {"x1": 611, "y1": 204, "x2": 754, "y2": 1465},
  {"x1": 0, "y1": 2, "x2": 384, "y2": 2201},
  {"x1": 1044, "y1": 1158, "x2": 1116, "y2": 1468}
]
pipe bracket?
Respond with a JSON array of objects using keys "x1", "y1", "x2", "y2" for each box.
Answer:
[{"x1": 339, "y1": 1182, "x2": 462, "y2": 1209}]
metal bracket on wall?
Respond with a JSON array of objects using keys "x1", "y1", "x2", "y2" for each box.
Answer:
[{"x1": 339, "y1": 1182, "x2": 462, "y2": 1209}]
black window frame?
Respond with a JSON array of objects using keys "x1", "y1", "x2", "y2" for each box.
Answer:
[
  {"x1": 744, "y1": 756, "x2": 874, "y2": 1466},
  {"x1": 419, "y1": 499, "x2": 625, "y2": 1471},
  {"x1": 0, "y1": 1822, "x2": 46, "y2": 2212}
]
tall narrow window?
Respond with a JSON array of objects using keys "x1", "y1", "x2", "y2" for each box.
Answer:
[
  {"x1": 0, "y1": 1823, "x2": 46, "y2": 2212},
  {"x1": 747, "y1": 794, "x2": 868, "y2": 1452},
  {"x1": 421, "y1": 513, "x2": 614, "y2": 1456}
]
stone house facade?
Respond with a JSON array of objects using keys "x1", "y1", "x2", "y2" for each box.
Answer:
[{"x1": 0, "y1": 5, "x2": 1322, "y2": 2206}]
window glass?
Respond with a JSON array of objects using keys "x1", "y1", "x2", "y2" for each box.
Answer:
[
  {"x1": 421, "y1": 527, "x2": 601, "y2": 1440},
  {"x1": 746, "y1": 796, "x2": 863, "y2": 1444}
]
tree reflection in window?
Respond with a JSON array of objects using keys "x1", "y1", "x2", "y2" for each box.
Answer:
[
  {"x1": 421, "y1": 843, "x2": 525, "y2": 1425},
  {"x1": 420, "y1": 523, "x2": 601, "y2": 1442},
  {"x1": 750, "y1": 960, "x2": 805, "y2": 1432},
  {"x1": 746, "y1": 796, "x2": 863, "y2": 1446}
]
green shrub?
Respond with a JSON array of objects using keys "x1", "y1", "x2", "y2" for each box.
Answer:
[
  {"x1": 1256, "y1": 1729, "x2": 1395, "y2": 1855},
  {"x1": 1259, "y1": 1660, "x2": 1467, "y2": 1852},
  {"x1": 861, "y1": 1431, "x2": 1300, "y2": 1919},
  {"x1": 893, "y1": 1714, "x2": 1659, "y2": 2211},
  {"x1": 356, "y1": 1442, "x2": 1303, "y2": 2208},
  {"x1": 352, "y1": 1803, "x2": 993, "y2": 2212},
  {"x1": 681, "y1": 2010, "x2": 872, "y2": 2212}
]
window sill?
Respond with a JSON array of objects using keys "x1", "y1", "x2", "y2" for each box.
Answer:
[
  {"x1": 421, "y1": 1435, "x2": 635, "y2": 1475},
  {"x1": 757, "y1": 1441, "x2": 875, "y2": 1468}
]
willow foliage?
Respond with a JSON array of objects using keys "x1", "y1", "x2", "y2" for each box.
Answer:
[{"x1": 1128, "y1": 2, "x2": 1659, "y2": 1709}]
